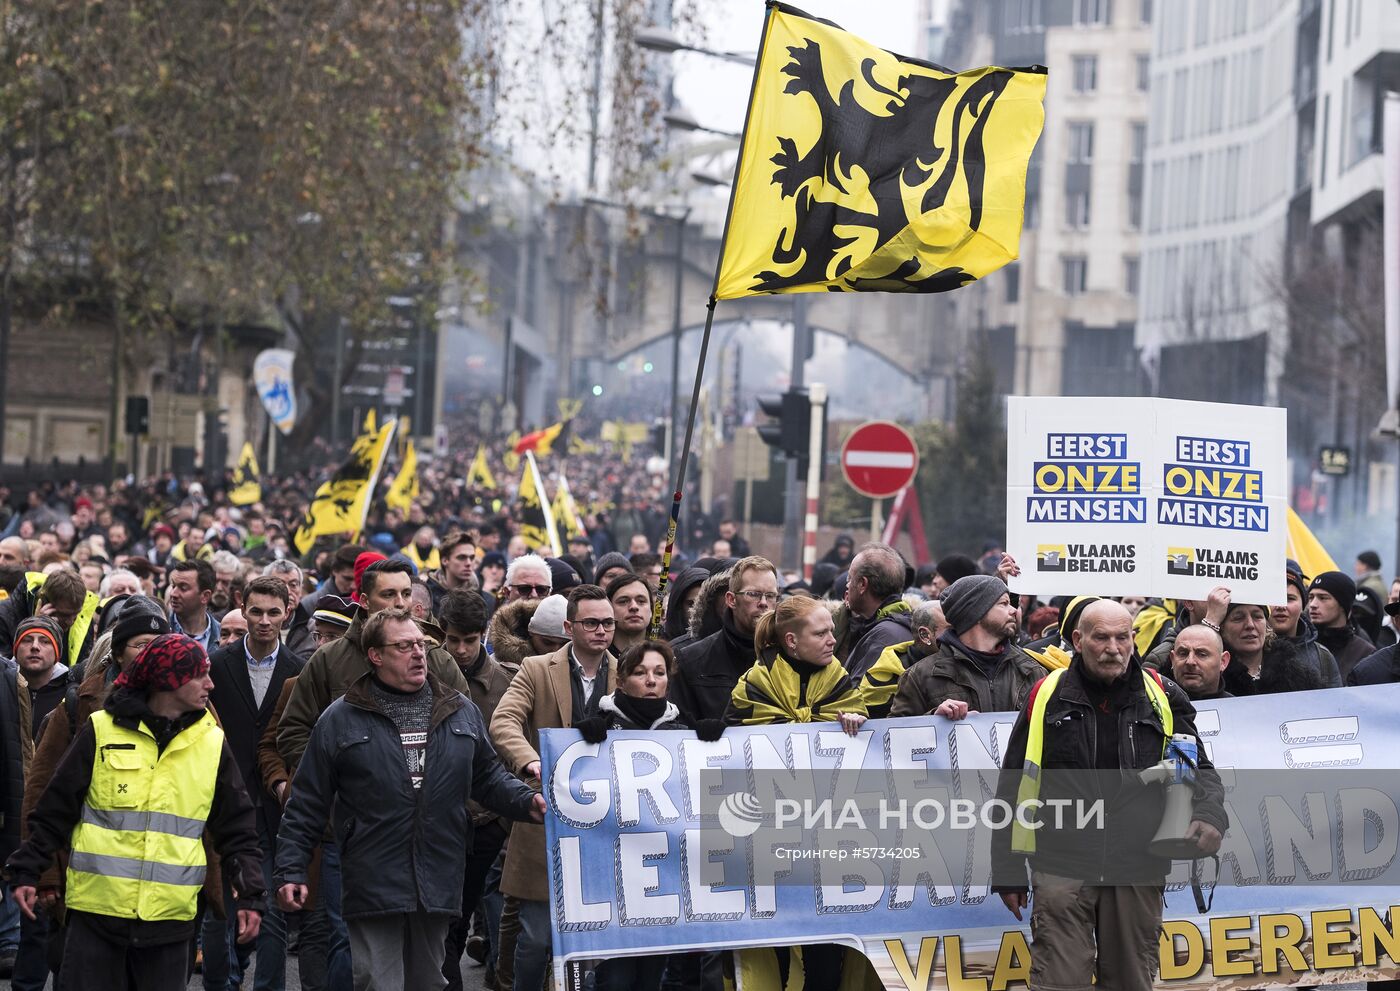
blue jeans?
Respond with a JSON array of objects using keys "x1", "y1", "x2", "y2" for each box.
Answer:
[
  {"x1": 319, "y1": 842, "x2": 353, "y2": 991},
  {"x1": 253, "y1": 810, "x2": 288, "y2": 991},
  {"x1": 0, "y1": 880, "x2": 20, "y2": 955},
  {"x1": 201, "y1": 876, "x2": 254, "y2": 991},
  {"x1": 512, "y1": 898, "x2": 551, "y2": 991}
]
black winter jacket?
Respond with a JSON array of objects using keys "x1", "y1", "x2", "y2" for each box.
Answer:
[
  {"x1": 0, "y1": 659, "x2": 23, "y2": 863},
  {"x1": 1315, "y1": 623, "x2": 1374, "y2": 682},
  {"x1": 992, "y1": 656, "x2": 1226, "y2": 890},
  {"x1": 596, "y1": 693, "x2": 688, "y2": 732},
  {"x1": 1346, "y1": 644, "x2": 1400, "y2": 686},
  {"x1": 670, "y1": 611, "x2": 755, "y2": 724},
  {"x1": 1221, "y1": 638, "x2": 1324, "y2": 696},
  {"x1": 274, "y1": 671, "x2": 536, "y2": 918}
]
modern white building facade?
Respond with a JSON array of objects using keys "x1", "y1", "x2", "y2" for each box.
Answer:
[{"x1": 1136, "y1": 0, "x2": 1300, "y2": 406}]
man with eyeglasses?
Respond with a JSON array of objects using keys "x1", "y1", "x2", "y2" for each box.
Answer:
[
  {"x1": 310, "y1": 593, "x2": 358, "y2": 647},
  {"x1": 670, "y1": 555, "x2": 781, "y2": 734},
  {"x1": 276, "y1": 558, "x2": 470, "y2": 989},
  {"x1": 501, "y1": 553, "x2": 552, "y2": 604},
  {"x1": 277, "y1": 607, "x2": 543, "y2": 991},
  {"x1": 490, "y1": 585, "x2": 616, "y2": 991}
]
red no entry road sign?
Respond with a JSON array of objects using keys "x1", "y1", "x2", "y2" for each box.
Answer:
[{"x1": 841, "y1": 421, "x2": 919, "y2": 499}]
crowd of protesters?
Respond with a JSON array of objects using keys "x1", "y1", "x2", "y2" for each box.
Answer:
[{"x1": 0, "y1": 444, "x2": 1391, "y2": 991}]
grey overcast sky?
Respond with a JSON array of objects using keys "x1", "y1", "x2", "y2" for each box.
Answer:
[{"x1": 673, "y1": 1, "x2": 922, "y2": 133}]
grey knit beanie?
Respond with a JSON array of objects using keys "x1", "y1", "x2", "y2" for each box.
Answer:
[{"x1": 940, "y1": 574, "x2": 1009, "y2": 635}]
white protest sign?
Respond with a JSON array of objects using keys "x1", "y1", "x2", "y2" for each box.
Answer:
[{"x1": 1005, "y1": 397, "x2": 1287, "y2": 603}]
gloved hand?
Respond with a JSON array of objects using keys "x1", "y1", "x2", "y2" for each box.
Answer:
[
  {"x1": 575, "y1": 716, "x2": 608, "y2": 744},
  {"x1": 694, "y1": 718, "x2": 726, "y2": 742}
]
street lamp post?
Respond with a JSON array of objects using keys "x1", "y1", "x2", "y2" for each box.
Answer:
[
  {"x1": 662, "y1": 107, "x2": 743, "y2": 141},
  {"x1": 583, "y1": 197, "x2": 691, "y2": 465},
  {"x1": 667, "y1": 209, "x2": 692, "y2": 467},
  {"x1": 634, "y1": 25, "x2": 756, "y2": 65}
]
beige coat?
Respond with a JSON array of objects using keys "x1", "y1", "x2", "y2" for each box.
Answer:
[{"x1": 489, "y1": 644, "x2": 614, "y2": 901}]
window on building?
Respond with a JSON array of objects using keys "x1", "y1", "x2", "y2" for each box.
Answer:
[
  {"x1": 1065, "y1": 190, "x2": 1092, "y2": 228},
  {"x1": 1208, "y1": 58, "x2": 1226, "y2": 133},
  {"x1": 1171, "y1": 68, "x2": 1188, "y2": 141},
  {"x1": 1147, "y1": 160, "x2": 1166, "y2": 232},
  {"x1": 1075, "y1": 0, "x2": 1112, "y2": 26},
  {"x1": 1349, "y1": 69, "x2": 1378, "y2": 166},
  {"x1": 1073, "y1": 55, "x2": 1099, "y2": 93},
  {"x1": 1062, "y1": 256, "x2": 1089, "y2": 295},
  {"x1": 1140, "y1": 0, "x2": 1153, "y2": 25},
  {"x1": 1005, "y1": 263, "x2": 1021, "y2": 304},
  {"x1": 1195, "y1": 0, "x2": 1211, "y2": 46},
  {"x1": 1326, "y1": 0, "x2": 1336, "y2": 62},
  {"x1": 1320, "y1": 94, "x2": 1330, "y2": 188},
  {"x1": 1007, "y1": 0, "x2": 1045, "y2": 32},
  {"x1": 1124, "y1": 257, "x2": 1140, "y2": 295},
  {"x1": 1068, "y1": 121, "x2": 1095, "y2": 162},
  {"x1": 1185, "y1": 153, "x2": 1203, "y2": 227},
  {"x1": 1128, "y1": 187, "x2": 1143, "y2": 229},
  {"x1": 1136, "y1": 54, "x2": 1151, "y2": 91},
  {"x1": 1130, "y1": 122, "x2": 1147, "y2": 162}
]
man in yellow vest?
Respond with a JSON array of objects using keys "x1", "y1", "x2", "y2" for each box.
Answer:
[
  {"x1": 0, "y1": 568, "x2": 99, "y2": 670},
  {"x1": 6, "y1": 633, "x2": 265, "y2": 990},
  {"x1": 991, "y1": 600, "x2": 1226, "y2": 991}
]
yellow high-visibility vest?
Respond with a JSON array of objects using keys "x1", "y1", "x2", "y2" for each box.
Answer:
[
  {"x1": 23, "y1": 572, "x2": 98, "y2": 668},
  {"x1": 66, "y1": 709, "x2": 223, "y2": 922},
  {"x1": 1010, "y1": 667, "x2": 1171, "y2": 854}
]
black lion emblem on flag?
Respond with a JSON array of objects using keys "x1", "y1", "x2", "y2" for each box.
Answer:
[{"x1": 754, "y1": 39, "x2": 1015, "y2": 295}]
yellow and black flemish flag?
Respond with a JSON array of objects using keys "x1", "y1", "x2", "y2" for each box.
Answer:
[
  {"x1": 230, "y1": 442, "x2": 262, "y2": 506},
  {"x1": 385, "y1": 440, "x2": 419, "y2": 514},
  {"x1": 715, "y1": 3, "x2": 1046, "y2": 298},
  {"x1": 552, "y1": 473, "x2": 588, "y2": 541},
  {"x1": 466, "y1": 445, "x2": 498, "y2": 490},
  {"x1": 517, "y1": 452, "x2": 561, "y2": 556},
  {"x1": 295, "y1": 420, "x2": 397, "y2": 554}
]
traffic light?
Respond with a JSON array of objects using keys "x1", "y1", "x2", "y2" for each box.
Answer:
[
  {"x1": 756, "y1": 389, "x2": 828, "y2": 480},
  {"x1": 124, "y1": 396, "x2": 150, "y2": 436},
  {"x1": 756, "y1": 390, "x2": 810, "y2": 459}
]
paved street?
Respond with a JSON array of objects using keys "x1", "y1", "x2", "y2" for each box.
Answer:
[{"x1": 0, "y1": 946, "x2": 495, "y2": 989}]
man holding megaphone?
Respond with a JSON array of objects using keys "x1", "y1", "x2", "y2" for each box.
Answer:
[{"x1": 992, "y1": 600, "x2": 1227, "y2": 991}]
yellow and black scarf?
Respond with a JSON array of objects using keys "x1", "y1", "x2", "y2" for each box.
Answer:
[{"x1": 729, "y1": 647, "x2": 865, "y2": 725}]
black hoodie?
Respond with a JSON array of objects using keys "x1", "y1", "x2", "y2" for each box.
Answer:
[{"x1": 662, "y1": 568, "x2": 710, "y2": 646}]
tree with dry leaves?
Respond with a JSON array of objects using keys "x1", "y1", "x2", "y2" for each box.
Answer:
[{"x1": 4, "y1": 0, "x2": 496, "y2": 456}]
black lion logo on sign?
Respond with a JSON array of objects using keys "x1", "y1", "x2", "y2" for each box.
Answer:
[{"x1": 754, "y1": 39, "x2": 1015, "y2": 295}]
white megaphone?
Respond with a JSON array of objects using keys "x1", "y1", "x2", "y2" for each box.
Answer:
[{"x1": 1139, "y1": 734, "x2": 1206, "y2": 860}]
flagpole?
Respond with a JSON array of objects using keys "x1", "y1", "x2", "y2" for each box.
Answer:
[
  {"x1": 527, "y1": 450, "x2": 562, "y2": 556},
  {"x1": 356, "y1": 419, "x2": 397, "y2": 544},
  {"x1": 648, "y1": 3, "x2": 777, "y2": 637}
]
